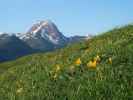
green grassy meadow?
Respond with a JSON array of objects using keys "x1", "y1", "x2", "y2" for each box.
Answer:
[{"x1": 0, "y1": 25, "x2": 133, "y2": 100}]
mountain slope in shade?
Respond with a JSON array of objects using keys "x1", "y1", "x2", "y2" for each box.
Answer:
[{"x1": 0, "y1": 33, "x2": 34, "y2": 62}]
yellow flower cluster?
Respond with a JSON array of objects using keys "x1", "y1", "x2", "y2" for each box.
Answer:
[
  {"x1": 75, "y1": 58, "x2": 81, "y2": 66},
  {"x1": 87, "y1": 55, "x2": 112, "y2": 69},
  {"x1": 52, "y1": 55, "x2": 112, "y2": 79},
  {"x1": 87, "y1": 55, "x2": 100, "y2": 69},
  {"x1": 87, "y1": 60, "x2": 97, "y2": 68}
]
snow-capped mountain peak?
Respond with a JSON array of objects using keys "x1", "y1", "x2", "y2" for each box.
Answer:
[
  {"x1": 15, "y1": 20, "x2": 68, "y2": 50},
  {"x1": 14, "y1": 20, "x2": 87, "y2": 51}
]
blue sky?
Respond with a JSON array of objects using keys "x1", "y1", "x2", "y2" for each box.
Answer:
[{"x1": 0, "y1": 0, "x2": 133, "y2": 36}]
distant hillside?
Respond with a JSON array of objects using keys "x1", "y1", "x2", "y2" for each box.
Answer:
[
  {"x1": 0, "y1": 34, "x2": 34, "y2": 62},
  {"x1": 0, "y1": 25, "x2": 133, "y2": 100}
]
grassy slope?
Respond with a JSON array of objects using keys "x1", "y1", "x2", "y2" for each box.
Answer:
[{"x1": 0, "y1": 25, "x2": 133, "y2": 100}]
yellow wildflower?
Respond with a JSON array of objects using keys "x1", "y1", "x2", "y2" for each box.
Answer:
[
  {"x1": 87, "y1": 60, "x2": 97, "y2": 68},
  {"x1": 69, "y1": 65, "x2": 75, "y2": 75},
  {"x1": 94, "y1": 55, "x2": 100, "y2": 63},
  {"x1": 52, "y1": 65, "x2": 61, "y2": 79},
  {"x1": 109, "y1": 57, "x2": 112, "y2": 64},
  {"x1": 53, "y1": 73, "x2": 58, "y2": 79},
  {"x1": 16, "y1": 88, "x2": 23, "y2": 94},
  {"x1": 75, "y1": 58, "x2": 81, "y2": 66},
  {"x1": 55, "y1": 65, "x2": 61, "y2": 72}
]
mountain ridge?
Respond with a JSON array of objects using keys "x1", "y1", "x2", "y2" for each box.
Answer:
[{"x1": 0, "y1": 20, "x2": 88, "y2": 62}]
